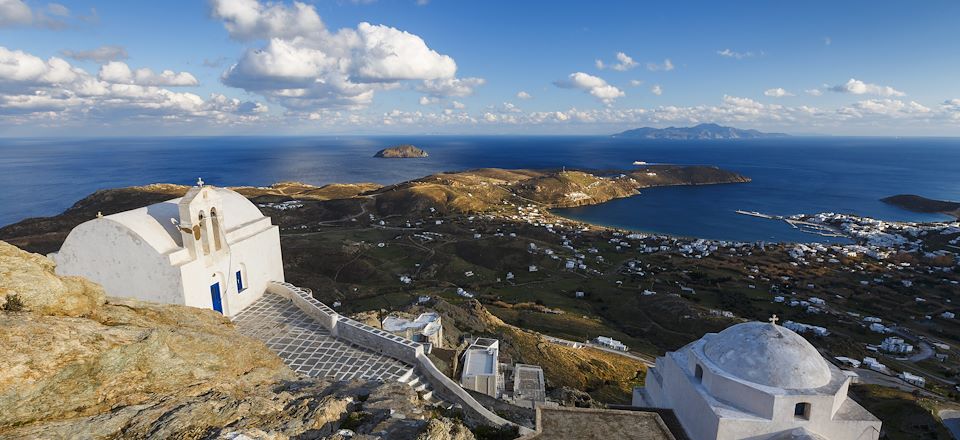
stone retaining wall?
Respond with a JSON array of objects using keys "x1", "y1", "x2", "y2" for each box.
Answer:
[{"x1": 267, "y1": 282, "x2": 524, "y2": 432}]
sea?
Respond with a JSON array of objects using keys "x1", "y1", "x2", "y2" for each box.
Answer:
[{"x1": 1, "y1": 136, "x2": 958, "y2": 243}]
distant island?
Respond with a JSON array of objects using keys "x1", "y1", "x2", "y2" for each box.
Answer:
[
  {"x1": 613, "y1": 123, "x2": 788, "y2": 140},
  {"x1": 373, "y1": 144, "x2": 429, "y2": 158},
  {"x1": 882, "y1": 194, "x2": 960, "y2": 219}
]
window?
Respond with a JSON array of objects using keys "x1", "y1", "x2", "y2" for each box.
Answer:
[
  {"x1": 695, "y1": 365, "x2": 703, "y2": 382},
  {"x1": 236, "y1": 269, "x2": 245, "y2": 292},
  {"x1": 210, "y1": 208, "x2": 222, "y2": 251},
  {"x1": 794, "y1": 402, "x2": 811, "y2": 420}
]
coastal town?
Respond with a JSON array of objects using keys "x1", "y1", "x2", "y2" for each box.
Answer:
[{"x1": 2, "y1": 165, "x2": 958, "y2": 439}]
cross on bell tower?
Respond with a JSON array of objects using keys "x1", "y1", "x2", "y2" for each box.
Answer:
[{"x1": 768, "y1": 314, "x2": 779, "y2": 326}]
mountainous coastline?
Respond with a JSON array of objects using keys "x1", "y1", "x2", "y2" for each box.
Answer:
[{"x1": 613, "y1": 123, "x2": 788, "y2": 140}]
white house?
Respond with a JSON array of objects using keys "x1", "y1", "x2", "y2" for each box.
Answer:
[
  {"x1": 382, "y1": 312, "x2": 444, "y2": 348},
  {"x1": 461, "y1": 338, "x2": 501, "y2": 398},
  {"x1": 51, "y1": 181, "x2": 283, "y2": 317},
  {"x1": 635, "y1": 321, "x2": 881, "y2": 440}
]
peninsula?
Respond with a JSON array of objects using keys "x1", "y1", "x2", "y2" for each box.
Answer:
[
  {"x1": 882, "y1": 194, "x2": 960, "y2": 219},
  {"x1": 373, "y1": 144, "x2": 429, "y2": 158},
  {"x1": 613, "y1": 123, "x2": 787, "y2": 140}
]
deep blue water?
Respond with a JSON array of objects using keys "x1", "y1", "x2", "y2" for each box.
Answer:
[{"x1": 0, "y1": 136, "x2": 957, "y2": 242}]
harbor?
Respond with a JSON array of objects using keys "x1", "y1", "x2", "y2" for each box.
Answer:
[{"x1": 736, "y1": 210, "x2": 848, "y2": 239}]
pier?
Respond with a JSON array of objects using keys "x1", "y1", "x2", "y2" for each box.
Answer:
[{"x1": 735, "y1": 210, "x2": 847, "y2": 239}]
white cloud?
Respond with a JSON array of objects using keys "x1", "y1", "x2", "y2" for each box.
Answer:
[
  {"x1": 830, "y1": 78, "x2": 905, "y2": 97},
  {"x1": 840, "y1": 99, "x2": 931, "y2": 118},
  {"x1": 646, "y1": 58, "x2": 674, "y2": 72},
  {"x1": 555, "y1": 72, "x2": 624, "y2": 105},
  {"x1": 629, "y1": 79, "x2": 643, "y2": 87},
  {"x1": 0, "y1": 0, "x2": 73, "y2": 29},
  {"x1": 0, "y1": 0, "x2": 31, "y2": 27},
  {"x1": 418, "y1": 77, "x2": 485, "y2": 98},
  {"x1": 61, "y1": 45, "x2": 128, "y2": 63},
  {"x1": 764, "y1": 88, "x2": 793, "y2": 98},
  {"x1": 212, "y1": 0, "x2": 468, "y2": 110},
  {"x1": 717, "y1": 49, "x2": 754, "y2": 59},
  {"x1": 516, "y1": 91, "x2": 532, "y2": 100},
  {"x1": 650, "y1": 84, "x2": 662, "y2": 96},
  {"x1": 419, "y1": 96, "x2": 438, "y2": 105},
  {"x1": 98, "y1": 61, "x2": 199, "y2": 87},
  {"x1": 805, "y1": 88, "x2": 823, "y2": 96},
  {"x1": 596, "y1": 52, "x2": 638, "y2": 71},
  {"x1": 451, "y1": 100, "x2": 465, "y2": 109},
  {"x1": 0, "y1": 46, "x2": 264, "y2": 126}
]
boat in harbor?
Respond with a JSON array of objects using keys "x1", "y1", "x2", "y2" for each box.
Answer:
[{"x1": 633, "y1": 161, "x2": 648, "y2": 165}]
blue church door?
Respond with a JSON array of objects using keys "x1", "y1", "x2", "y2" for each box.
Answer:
[{"x1": 210, "y1": 282, "x2": 223, "y2": 314}]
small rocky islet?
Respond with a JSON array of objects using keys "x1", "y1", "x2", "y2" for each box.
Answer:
[{"x1": 373, "y1": 144, "x2": 429, "y2": 158}]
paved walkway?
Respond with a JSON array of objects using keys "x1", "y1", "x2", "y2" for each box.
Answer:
[{"x1": 234, "y1": 293, "x2": 413, "y2": 382}]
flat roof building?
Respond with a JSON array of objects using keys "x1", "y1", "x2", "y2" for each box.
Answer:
[{"x1": 461, "y1": 338, "x2": 500, "y2": 398}]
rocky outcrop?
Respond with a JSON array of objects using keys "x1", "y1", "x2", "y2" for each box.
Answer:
[
  {"x1": 0, "y1": 241, "x2": 104, "y2": 316},
  {"x1": 373, "y1": 145, "x2": 429, "y2": 158},
  {"x1": 0, "y1": 242, "x2": 474, "y2": 439}
]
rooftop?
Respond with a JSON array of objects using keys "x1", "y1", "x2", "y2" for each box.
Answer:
[
  {"x1": 702, "y1": 321, "x2": 833, "y2": 390},
  {"x1": 520, "y1": 406, "x2": 678, "y2": 440}
]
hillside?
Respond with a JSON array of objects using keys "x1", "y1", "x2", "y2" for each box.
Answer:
[
  {"x1": 0, "y1": 241, "x2": 471, "y2": 439},
  {"x1": 613, "y1": 123, "x2": 787, "y2": 140},
  {"x1": 882, "y1": 194, "x2": 960, "y2": 219}
]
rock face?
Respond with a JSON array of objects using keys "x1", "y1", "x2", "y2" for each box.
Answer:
[
  {"x1": 373, "y1": 144, "x2": 429, "y2": 158},
  {"x1": 0, "y1": 241, "x2": 473, "y2": 439}
]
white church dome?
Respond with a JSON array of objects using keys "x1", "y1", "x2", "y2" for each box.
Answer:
[{"x1": 702, "y1": 321, "x2": 832, "y2": 389}]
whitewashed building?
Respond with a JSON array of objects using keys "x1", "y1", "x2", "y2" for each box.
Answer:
[
  {"x1": 635, "y1": 321, "x2": 881, "y2": 440},
  {"x1": 51, "y1": 181, "x2": 283, "y2": 317},
  {"x1": 461, "y1": 338, "x2": 501, "y2": 398},
  {"x1": 382, "y1": 312, "x2": 444, "y2": 348}
]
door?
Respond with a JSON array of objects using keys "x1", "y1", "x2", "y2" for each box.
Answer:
[{"x1": 210, "y1": 282, "x2": 223, "y2": 314}]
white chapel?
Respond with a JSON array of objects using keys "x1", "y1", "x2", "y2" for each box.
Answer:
[
  {"x1": 634, "y1": 320, "x2": 882, "y2": 440},
  {"x1": 51, "y1": 180, "x2": 284, "y2": 317}
]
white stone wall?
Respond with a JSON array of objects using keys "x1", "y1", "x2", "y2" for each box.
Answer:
[
  {"x1": 52, "y1": 219, "x2": 184, "y2": 305},
  {"x1": 267, "y1": 282, "x2": 528, "y2": 434}
]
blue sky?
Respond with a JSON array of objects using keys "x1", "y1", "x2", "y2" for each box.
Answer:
[{"x1": 1, "y1": 0, "x2": 959, "y2": 135}]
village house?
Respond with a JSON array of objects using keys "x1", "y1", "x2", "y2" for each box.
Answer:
[
  {"x1": 382, "y1": 312, "x2": 444, "y2": 348},
  {"x1": 460, "y1": 338, "x2": 501, "y2": 398},
  {"x1": 51, "y1": 181, "x2": 283, "y2": 317}
]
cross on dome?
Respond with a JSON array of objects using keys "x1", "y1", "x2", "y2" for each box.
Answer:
[
  {"x1": 196, "y1": 177, "x2": 205, "y2": 187},
  {"x1": 768, "y1": 314, "x2": 779, "y2": 325}
]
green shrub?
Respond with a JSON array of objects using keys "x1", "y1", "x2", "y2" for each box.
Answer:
[{"x1": 2, "y1": 294, "x2": 24, "y2": 312}]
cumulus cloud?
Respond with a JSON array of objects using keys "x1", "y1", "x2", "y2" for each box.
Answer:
[
  {"x1": 596, "y1": 52, "x2": 638, "y2": 71},
  {"x1": 805, "y1": 88, "x2": 823, "y2": 96},
  {"x1": 0, "y1": 46, "x2": 264, "y2": 126},
  {"x1": 830, "y1": 78, "x2": 904, "y2": 97},
  {"x1": 98, "y1": 61, "x2": 199, "y2": 87},
  {"x1": 650, "y1": 84, "x2": 662, "y2": 96},
  {"x1": 717, "y1": 49, "x2": 754, "y2": 59},
  {"x1": 211, "y1": 0, "x2": 469, "y2": 110},
  {"x1": 516, "y1": 91, "x2": 532, "y2": 100},
  {"x1": 764, "y1": 88, "x2": 793, "y2": 98},
  {"x1": 839, "y1": 99, "x2": 931, "y2": 118},
  {"x1": 418, "y1": 96, "x2": 438, "y2": 105},
  {"x1": 554, "y1": 72, "x2": 624, "y2": 105},
  {"x1": 418, "y1": 77, "x2": 485, "y2": 98},
  {"x1": 61, "y1": 45, "x2": 129, "y2": 63},
  {"x1": 646, "y1": 58, "x2": 674, "y2": 72},
  {"x1": 0, "y1": 0, "x2": 73, "y2": 29}
]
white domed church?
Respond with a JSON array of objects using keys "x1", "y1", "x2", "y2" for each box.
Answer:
[
  {"x1": 51, "y1": 180, "x2": 284, "y2": 317},
  {"x1": 634, "y1": 319, "x2": 881, "y2": 440}
]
